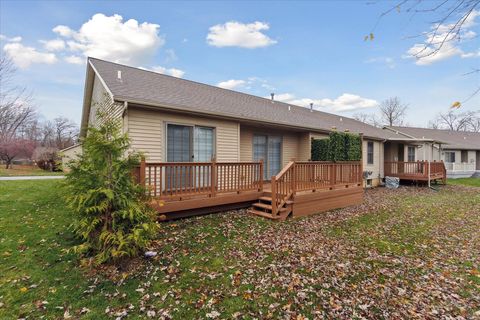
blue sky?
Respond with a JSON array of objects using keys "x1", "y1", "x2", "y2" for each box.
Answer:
[{"x1": 1, "y1": 0, "x2": 479, "y2": 127}]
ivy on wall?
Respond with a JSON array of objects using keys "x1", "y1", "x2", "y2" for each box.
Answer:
[{"x1": 311, "y1": 131, "x2": 362, "y2": 161}]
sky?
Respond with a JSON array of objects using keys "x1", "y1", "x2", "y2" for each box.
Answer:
[{"x1": 1, "y1": 0, "x2": 479, "y2": 127}]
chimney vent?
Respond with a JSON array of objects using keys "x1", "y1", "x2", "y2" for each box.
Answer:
[
  {"x1": 117, "y1": 70, "x2": 122, "y2": 81},
  {"x1": 310, "y1": 102, "x2": 313, "y2": 112},
  {"x1": 270, "y1": 93, "x2": 275, "y2": 101},
  {"x1": 288, "y1": 105, "x2": 291, "y2": 111}
]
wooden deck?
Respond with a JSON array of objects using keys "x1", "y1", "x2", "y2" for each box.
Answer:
[
  {"x1": 136, "y1": 159, "x2": 364, "y2": 220},
  {"x1": 384, "y1": 161, "x2": 446, "y2": 183}
]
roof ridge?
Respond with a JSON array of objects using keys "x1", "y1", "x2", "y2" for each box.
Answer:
[
  {"x1": 391, "y1": 125, "x2": 480, "y2": 135},
  {"x1": 88, "y1": 57, "x2": 383, "y2": 132}
]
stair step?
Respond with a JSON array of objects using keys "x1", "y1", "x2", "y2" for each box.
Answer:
[
  {"x1": 258, "y1": 196, "x2": 272, "y2": 202},
  {"x1": 252, "y1": 202, "x2": 287, "y2": 212},
  {"x1": 248, "y1": 209, "x2": 281, "y2": 220}
]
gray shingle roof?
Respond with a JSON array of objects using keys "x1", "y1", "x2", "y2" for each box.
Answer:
[
  {"x1": 388, "y1": 126, "x2": 480, "y2": 150},
  {"x1": 89, "y1": 58, "x2": 401, "y2": 140}
]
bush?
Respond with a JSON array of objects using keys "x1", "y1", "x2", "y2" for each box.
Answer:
[
  {"x1": 65, "y1": 108, "x2": 159, "y2": 264},
  {"x1": 33, "y1": 147, "x2": 60, "y2": 171},
  {"x1": 311, "y1": 131, "x2": 362, "y2": 161}
]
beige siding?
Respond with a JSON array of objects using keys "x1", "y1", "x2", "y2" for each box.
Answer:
[
  {"x1": 61, "y1": 145, "x2": 82, "y2": 173},
  {"x1": 297, "y1": 132, "x2": 311, "y2": 161},
  {"x1": 128, "y1": 107, "x2": 240, "y2": 162},
  {"x1": 239, "y1": 126, "x2": 253, "y2": 162},
  {"x1": 282, "y1": 133, "x2": 299, "y2": 165},
  {"x1": 88, "y1": 75, "x2": 123, "y2": 128}
]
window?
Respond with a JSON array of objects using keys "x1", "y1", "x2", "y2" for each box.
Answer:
[
  {"x1": 461, "y1": 150, "x2": 468, "y2": 163},
  {"x1": 407, "y1": 146, "x2": 415, "y2": 162},
  {"x1": 445, "y1": 151, "x2": 455, "y2": 163},
  {"x1": 367, "y1": 141, "x2": 374, "y2": 165}
]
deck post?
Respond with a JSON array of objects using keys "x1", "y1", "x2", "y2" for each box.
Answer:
[
  {"x1": 359, "y1": 133, "x2": 364, "y2": 187},
  {"x1": 211, "y1": 157, "x2": 217, "y2": 197},
  {"x1": 140, "y1": 156, "x2": 146, "y2": 188},
  {"x1": 291, "y1": 162, "x2": 296, "y2": 196},
  {"x1": 259, "y1": 159, "x2": 264, "y2": 191},
  {"x1": 271, "y1": 176, "x2": 277, "y2": 216}
]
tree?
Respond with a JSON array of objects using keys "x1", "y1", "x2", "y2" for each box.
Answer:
[
  {"x1": 65, "y1": 102, "x2": 159, "y2": 264},
  {"x1": 379, "y1": 97, "x2": 408, "y2": 126},
  {"x1": 353, "y1": 112, "x2": 381, "y2": 127},
  {"x1": 0, "y1": 139, "x2": 35, "y2": 169},
  {"x1": 370, "y1": 0, "x2": 480, "y2": 104},
  {"x1": 429, "y1": 110, "x2": 480, "y2": 131},
  {"x1": 0, "y1": 57, "x2": 36, "y2": 142}
]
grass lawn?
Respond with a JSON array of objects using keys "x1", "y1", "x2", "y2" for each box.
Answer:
[
  {"x1": 0, "y1": 165, "x2": 64, "y2": 177},
  {"x1": 0, "y1": 181, "x2": 479, "y2": 319},
  {"x1": 448, "y1": 177, "x2": 480, "y2": 187}
]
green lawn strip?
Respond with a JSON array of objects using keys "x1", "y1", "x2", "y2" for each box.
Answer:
[
  {"x1": 447, "y1": 177, "x2": 480, "y2": 187},
  {"x1": 0, "y1": 167, "x2": 64, "y2": 177}
]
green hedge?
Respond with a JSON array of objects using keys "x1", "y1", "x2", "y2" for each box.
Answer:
[{"x1": 311, "y1": 131, "x2": 361, "y2": 161}]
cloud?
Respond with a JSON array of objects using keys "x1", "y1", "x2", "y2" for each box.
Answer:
[
  {"x1": 405, "y1": 10, "x2": 480, "y2": 65},
  {"x1": 149, "y1": 66, "x2": 185, "y2": 78},
  {"x1": 53, "y1": 13, "x2": 164, "y2": 65},
  {"x1": 3, "y1": 42, "x2": 57, "y2": 69},
  {"x1": 365, "y1": 57, "x2": 395, "y2": 69},
  {"x1": 207, "y1": 21, "x2": 277, "y2": 48},
  {"x1": 41, "y1": 39, "x2": 66, "y2": 51},
  {"x1": 274, "y1": 93, "x2": 379, "y2": 112},
  {"x1": 217, "y1": 79, "x2": 246, "y2": 89},
  {"x1": 0, "y1": 35, "x2": 22, "y2": 42},
  {"x1": 64, "y1": 55, "x2": 84, "y2": 65}
]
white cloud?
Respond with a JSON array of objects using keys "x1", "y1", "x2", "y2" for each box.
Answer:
[
  {"x1": 207, "y1": 21, "x2": 277, "y2": 48},
  {"x1": 64, "y1": 55, "x2": 84, "y2": 65},
  {"x1": 53, "y1": 13, "x2": 164, "y2": 65},
  {"x1": 365, "y1": 57, "x2": 395, "y2": 69},
  {"x1": 274, "y1": 93, "x2": 379, "y2": 112},
  {"x1": 217, "y1": 79, "x2": 246, "y2": 90},
  {"x1": 405, "y1": 10, "x2": 480, "y2": 65},
  {"x1": 41, "y1": 39, "x2": 66, "y2": 51},
  {"x1": 0, "y1": 35, "x2": 22, "y2": 42},
  {"x1": 3, "y1": 42, "x2": 57, "y2": 68},
  {"x1": 149, "y1": 66, "x2": 185, "y2": 78}
]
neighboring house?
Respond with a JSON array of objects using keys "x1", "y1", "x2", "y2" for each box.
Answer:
[
  {"x1": 385, "y1": 126, "x2": 480, "y2": 178},
  {"x1": 60, "y1": 144, "x2": 82, "y2": 173},
  {"x1": 76, "y1": 58, "x2": 447, "y2": 219}
]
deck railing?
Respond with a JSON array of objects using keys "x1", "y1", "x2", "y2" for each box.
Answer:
[
  {"x1": 137, "y1": 159, "x2": 263, "y2": 200},
  {"x1": 270, "y1": 161, "x2": 362, "y2": 216},
  {"x1": 384, "y1": 161, "x2": 446, "y2": 179}
]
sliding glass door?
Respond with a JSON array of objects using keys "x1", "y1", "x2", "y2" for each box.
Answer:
[
  {"x1": 166, "y1": 124, "x2": 214, "y2": 190},
  {"x1": 253, "y1": 134, "x2": 282, "y2": 180}
]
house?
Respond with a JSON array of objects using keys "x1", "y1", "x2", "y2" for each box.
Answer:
[
  {"x1": 384, "y1": 126, "x2": 480, "y2": 178},
  {"x1": 73, "y1": 57, "x2": 447, "y2": 219}
]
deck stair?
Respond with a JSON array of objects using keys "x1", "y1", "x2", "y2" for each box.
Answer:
[{"x1": 248, "y1": 194, "x2": 292, "y2": 221}]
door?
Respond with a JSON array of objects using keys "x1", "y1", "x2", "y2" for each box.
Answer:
[
  {"x1": 167, "y1": 124, "x2": 193, "y2": 190},
  {"x1": 166, "y1": 124, "x2": 214, "y2": 190},
  {"x1": 397, "y1": 143, "x2": 405, "y2": 162},
  {"x1": 477, "y1": 151, "x2": 480, "y2": 170},
  {"x1": 253, "y1": 134, "x2": 282, "y2": 180},
  {"x1": 268, "y1": 136, "x2": 282, "y2": 178},
  {"x1": 397, "y1": 143, "x2": 405, "y2": 174}
]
